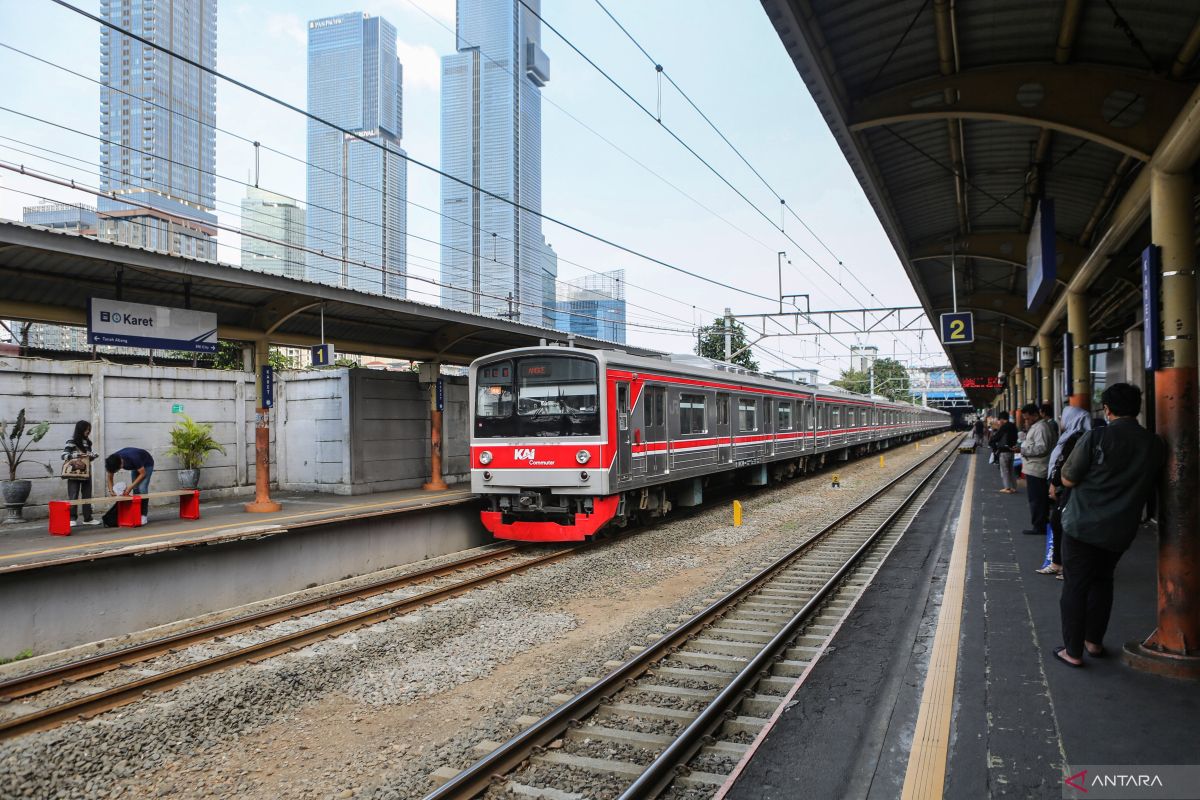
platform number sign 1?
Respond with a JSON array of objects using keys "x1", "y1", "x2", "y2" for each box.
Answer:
[{"x1": 940, "y1": 311, "x2": 974, "y2": 345}]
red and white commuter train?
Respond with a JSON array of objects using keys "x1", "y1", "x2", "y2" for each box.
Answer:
[{"x1": 470, "y1": 346, "x2": 949, "y2": 541}]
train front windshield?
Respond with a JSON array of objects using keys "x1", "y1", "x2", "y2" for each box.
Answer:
[{"x1": 475, "y1": 356, "x2": 600, "y2": 438}]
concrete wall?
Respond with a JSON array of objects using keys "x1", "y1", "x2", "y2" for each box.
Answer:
[
  {"x1": 0, "y1": 504, "x2": 487, "y2": 654},
  {"x1": 276, "y1": 369, "x2": 470, "y2": 495},
  {"x1": 0, "y1": 356, "x2": 268, "y2": 517},
  {"x1": 2, "y1": 358, "x2": 470, "y2": 514}
]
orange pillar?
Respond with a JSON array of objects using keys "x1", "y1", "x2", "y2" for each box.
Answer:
[
  {"x1": 423, "y1": 367, "x2": 448, "y2": 491},
  {"x1": 245, "y1": 338, "x2": 281, "y2": 513},
  {"x1": 1125, "y1": 168, "x2": 1200, "y2": 678}
]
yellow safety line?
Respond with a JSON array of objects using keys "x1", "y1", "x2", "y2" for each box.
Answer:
[
  {"x1": 0, "y1": 490, "x2": 474, "y2": 562},
  {"x1": 900, "y1": 454, "x2": 975, "y2": 800}
]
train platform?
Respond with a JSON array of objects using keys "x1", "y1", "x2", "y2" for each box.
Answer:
[
  {"x1": 0, "y1": 486, "x2": 475, "y2": 574},
  {"x1": 723, "y1": 448, "x2": 1200, "y2": 799}
]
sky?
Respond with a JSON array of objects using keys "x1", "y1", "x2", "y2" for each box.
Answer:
[{"x1": 0, "y1": 0, "x2": 944, "y2": 381}]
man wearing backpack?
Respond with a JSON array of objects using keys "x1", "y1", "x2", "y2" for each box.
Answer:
[{"x1": 1053, "y1": 383, "x2": 1165, "y2": 668}]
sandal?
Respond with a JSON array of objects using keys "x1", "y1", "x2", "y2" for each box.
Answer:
[
  {"x1": 1055, "y1": 573, "x2": 1064, "y2": 580},
  {"x1": 1035, "y1": 565, "x2": 1060, "y2": 574},
  {"x1": 1053, "y1": 646, "x2": 1084, "y2": 668},
  {"x1": 1085, "y1": 643, "x2": 1107, "y2": 658}
]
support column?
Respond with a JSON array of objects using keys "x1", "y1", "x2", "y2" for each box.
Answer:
[
  {"x1": 1125, "y1": 168, "x2": 1200, "y2": 678},
  {"x1": 1039, "y1": 333, "x2": 1053, "y2": 409},
  {"x1": 423, "y1": 364, "x2": 449, "y2": 491},
  {"x1": 1012, "y1": 368, "x2": 1024, "y2": 424},
  {"x1": 1067, "y1": 291, "x2": 1090, "y2": 408},
  {"x1": 245, "y1": 337, "x2": 281, "y2": 513}
]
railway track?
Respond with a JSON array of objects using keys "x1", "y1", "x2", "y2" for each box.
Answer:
[
  {"x1": 426, "y1": 433, "x2": 963, "y2": 800},
  {"x1": 0, "y1": 542, "x2": 581, "y2": 739}
]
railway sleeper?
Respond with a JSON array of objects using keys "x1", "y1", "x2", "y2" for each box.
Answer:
[
  {"x1": 671, "y1": 651, "x2": 748, "y2": 671},
  {"x1": 505, "y1": 780, "x2": 589, "y2": 800},
  {"x1": 649, "y1": 666, "x2": 737, "y2": 686},
  {"x1": 530, "y1": 751, "x2": 725, "y2": 788},
  {"x1": 720, "y1": 714, "x2": 772, "y2": 737},
  {"x1": 739, "y1": 693, "x2": 786, "y2": 717},
  {"x1": 631, "y1": 684, "x2": 718, "y2": 702},
  {"x1": 688, "y1": 638, "x2": 768, "y2": 658},
  {"x1": 600, "y1": 701, "x2": 696, "y2": 723}
]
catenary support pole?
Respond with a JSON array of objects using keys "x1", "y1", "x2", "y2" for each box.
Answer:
[
  {"x1": 245, "y1": 337, "x2": 281, "y2": 513},
  {"x1": 424, "y1": 363, "x2": 449, "y2": 491},
  {"x1": 1067, "y1": 290, "x2": 1090, "y2": 408},
  {"x1": 1125, "y1": 168, "x2": 1200, "y2": 678}
]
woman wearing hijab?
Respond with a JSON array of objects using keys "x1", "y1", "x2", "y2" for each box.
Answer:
[
  {"x1": 61, "y1": 419, "x2": 100, "y2": 527},
  {"x1": 1040, "y1": 406, "x2": 1092, "y2": 576}
]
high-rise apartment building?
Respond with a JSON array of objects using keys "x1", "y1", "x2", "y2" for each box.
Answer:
[
  {"x1": 240, "y1": 186, "x2": 306, "y2": 281},
  {"x1": 97, "y1": 0, "x2": 218, "y2": 260},
  {"x1": 557, "y1": 269, "x2": 626, "y2": 344},
  {"x1": 306, "y1": 12, "x2": 407, "y2": 297},
  {"x1": 440, "y1": 0, "x2": 554, "y2": 326}
]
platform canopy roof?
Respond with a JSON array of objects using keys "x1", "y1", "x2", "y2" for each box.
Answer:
[
  {"x1": 0, "y1": 222, "x2": 661, "y2": 364},
  {"x1": 762, "y1": 0, "x2": 1200, "y2": 405}
]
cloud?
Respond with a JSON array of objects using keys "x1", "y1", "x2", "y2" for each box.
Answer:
[
  {"x1": 265, "y1": 13, "x2": 306, "y2": 46},
  {"x1": 397, "y1": 39, "x2": 441, "y2": 91}
]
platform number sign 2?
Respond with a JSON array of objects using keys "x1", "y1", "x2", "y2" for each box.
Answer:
[{"x1": 940, "y1": 312, "x2": 974, "y2": 345}]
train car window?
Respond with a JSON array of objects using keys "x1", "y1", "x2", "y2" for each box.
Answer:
[
  {"x1": 777, "y1": 401, "x2": 793, "y2": 431},
  {"x1": 475, "y1": 356, "x2": 600, "y2": 438},
  {"x1": 716, "y1": 394, "x2": 730, "y2": 426},
  {"x1": 832, "y1": 407, "x2": 841, "y2": 429},
  {"x1": 680, "y1": 393, "x2": 707, "y2": 434},
  {"x1": 738, "y1": 398, "x2": 758, "y2": 432},
  {"x1": 649, "y1": 387, "x2": 666, "y2": 427}
]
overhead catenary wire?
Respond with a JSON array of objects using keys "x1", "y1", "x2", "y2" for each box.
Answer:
[
  {"x1": 0, "y1": 40, "x2": 726, "y2": 328},
  {"x1": 0, "y1": 166, "x2": 697, "y2": 337},
  {"x1": 590, "y1": 0, "x2": 882, "y2": 305},
  {"x1": 44, "y1": 0, "x2": 781, "y2": 307}
]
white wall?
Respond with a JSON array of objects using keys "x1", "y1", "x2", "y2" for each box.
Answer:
[{"x1": 0, "y1": 356, "x2": 267, "y2": 517}]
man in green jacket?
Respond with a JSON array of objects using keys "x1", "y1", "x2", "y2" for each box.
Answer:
[{"x1": 1053, "y1": 383, "x2": 1165, "y2": 667}]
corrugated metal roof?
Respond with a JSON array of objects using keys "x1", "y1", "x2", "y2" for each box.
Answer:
[{"x1": 761, "y1": 0, "x2": 1200, "y2": 403}]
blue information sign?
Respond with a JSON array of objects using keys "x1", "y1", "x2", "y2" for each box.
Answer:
[
  {"x1": 435, "y1": 377, "x2": 444, "y2": 412},
  {"x1": 1141, "y1": 245, "x2": 1161, "y2": 370},
  {"x1": 260, "y1": 365, "x2": 274, "y2": 409},
  {"x1": 311, "y1": 343, "x2": 335, "y2": 367},
  {"x1": 940, "y1": 311, "x2": 974, "y2": 345}
]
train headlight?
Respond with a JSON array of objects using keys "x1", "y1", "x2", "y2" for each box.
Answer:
[
  {"x1": 483, "y1": 471, "x2": 492, "y2": 481},
  {"x1": 479, "y1": 450, "x2": 493, "y2": 465},
  {"x1": 575, "y1": 449, "x2": 591, "y2": 465}
]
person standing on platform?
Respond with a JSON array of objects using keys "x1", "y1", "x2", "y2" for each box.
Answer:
[
  {"x1": 1018, "y1": 403, "x2": 1054, "y2": 537},
  {"x1": 1053, "y1": 383, "x2": 1164, "y2": 667},
  {"x1": 973, "y1": 418, "x2": 986, "y2": 447},
  {"x1": 1041, "y1": 406, "x2": 1092, "y2": 576},
  {"x1": 991, "y1": 411, "x2": 1018, "y2": 493},
  {"x1": 61, "y1": 420, "x2": 100, "y2": 527},
  {"x1": 1040, "y1": 402, "x2": 1059, "y2": 441},
  {"x1": 104, "y1": 447, "x2": 155, "y2": 526}
]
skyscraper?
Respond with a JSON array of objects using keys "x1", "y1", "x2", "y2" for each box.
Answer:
[
  {"x1": 306, "y1": 12, "x2": 407, "y2": 298},
  {"x1": 240, "y1": 185, "x2": 306, "y2": 281},
  {"x1": 97, "y1": 0, "x2": 218, "y2": 260},
  {"x1": 557, "y1": 270, "x2": 627, "y2": 344},
  {"x1": 440, "y1": 0, "x2": 552, "y2": 326}
]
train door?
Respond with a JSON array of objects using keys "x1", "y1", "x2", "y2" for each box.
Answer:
[
  {"x1": 645, "y1": 385, "x2": 667, "y2": 477},
  {"x1": 616, "y1": 382, "x2": 632, "y2": 481},
  {"x1": 763, "y1": 397, "x2": 774, "y2": 457},
  {"x1": 716, "y1": 393, "x2": 732, "y2": 463}
]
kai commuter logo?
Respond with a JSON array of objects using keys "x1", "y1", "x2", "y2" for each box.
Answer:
[{"x1": 514, "y1": 448, "x2": 537, "y2": 461}]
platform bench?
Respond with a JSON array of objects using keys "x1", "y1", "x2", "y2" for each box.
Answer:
[{"x1": 48, "y1": 490, "x2": 201, "y2": 536}]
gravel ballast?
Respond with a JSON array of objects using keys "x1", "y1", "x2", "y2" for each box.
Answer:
[{"x1": 0, "y1": 438, "x2": 946, "y2": 799}]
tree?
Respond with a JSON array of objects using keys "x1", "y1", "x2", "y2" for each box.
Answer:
[
  {"x1": 695, "y1": 317, "x2": 759, "y2": 371},
  {"x1": 832, "y1": 357, "x2": 912, "y2": 402}
]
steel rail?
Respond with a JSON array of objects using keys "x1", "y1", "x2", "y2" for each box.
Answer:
[
  {"x1": 0, "y1": 544, "x2": 521, "y2": 702},
  {"x1": 0, "y1": 544, "x2": 583, "y2": 740},
  {"x1": 620, "y1": 437, "x2": 960, "y2": 798},
  {"x1": 424, "y1": 434, "x2": 961, "y2": 800}
]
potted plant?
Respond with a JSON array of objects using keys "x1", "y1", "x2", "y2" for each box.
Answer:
[
  {"x1": 1, "y1": 409, "x2": 51, "y2": 523},
  {"x1": 165, "y1": 414, "x2": 226, "y2": 490}
]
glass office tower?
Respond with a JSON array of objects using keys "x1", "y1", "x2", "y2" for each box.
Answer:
[
  {"x1": 240, "y1": 186, "x2": 306, "y2": 281},
  {"x1": 557, "y1": 269, "x2": 626, "y2": 344},
  {"x1": 97, "y1": 0, "x2": 218, "y2": 259},
  {"x1": 306, "y1": 12, "x2": 407, "y2": 297},
  {"x1": 440, "y1": 0, "x2": 554, "y2": 326}
]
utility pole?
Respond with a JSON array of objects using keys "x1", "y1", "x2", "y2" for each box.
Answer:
[
  {"x1": 777, "y1": 251, "x2": 787, "y2": 314},
  {"x1": 724, "y1": 307, "x2": 733, "y2": 362}
]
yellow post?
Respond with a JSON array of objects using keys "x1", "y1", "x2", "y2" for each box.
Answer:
[
  {"x1": 732, "y1": 501, "x2": 743, "y2": 527},
  {"x1": 880, "y1": 454, "x2": 886, "y2": 468},
  {"x1": 831, "y1": 473, "x2": 841, "y2": 488}
]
